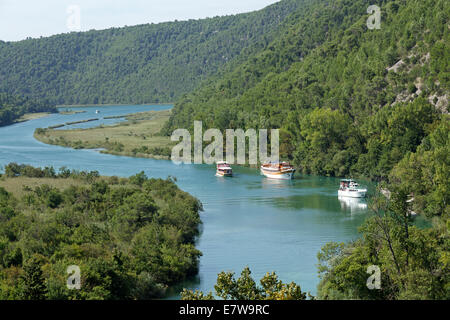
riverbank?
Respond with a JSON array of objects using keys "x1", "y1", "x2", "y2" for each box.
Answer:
[
  {"x1": 34, "y1": 109, "x2": 173, "y2": 159},
  {"x1": 59, "y1": 110, "x2": 87, "y2": 115},
  {"x1": 15, "y1": 112, "x2": 52, "y2": 123}
]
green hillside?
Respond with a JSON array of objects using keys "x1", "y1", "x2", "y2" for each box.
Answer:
[
  {"x1": 0, "y1": 93, "x2": 56, "y2": 127},
  {"x1": 0, "y1": 0, "x2": 307, "y2": 105},
  {"x1": 164, "y1": 0, "x2": 449, "y2": 181}
]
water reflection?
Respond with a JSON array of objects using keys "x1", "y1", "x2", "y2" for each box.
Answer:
[
  {"x1": 260, "y1": 176, "x2": 296, "y2": 189},
  {"x1": 338, "y1": 196, "x2": 368, "y2": 214}
]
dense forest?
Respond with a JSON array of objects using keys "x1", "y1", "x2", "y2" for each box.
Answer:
[
  {"x1": 0, "y1": 93, "x2": 56, "y2": 127},
  {"x1": 316, "y1": 118, "x2": 449, "y2": 300},
  {"x1": 164, "y1": 0, "x2": 449, "y2": 300},
  {"x1": 0, "y1": 164, "x2": 202, "y2": 299},
  {"x1": 0, "y1": 0, "x2": 307, "y2": 105},
  {"x1": 163, "y1": 0, "x2": 449, "y2": 181}
]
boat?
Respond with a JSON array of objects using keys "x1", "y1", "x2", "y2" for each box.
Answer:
[
  {"x1": 338, "y1": 179, "x2": 367, "y2": 198},
  {"x1": 260, "y1": 162, "x2": 295, "y2": 180},
  {"x1": 95, "y1": 110, "x2": 100, "y2": 114},
  {"x1": 216, "y1": 161, "x2": 233, "y2": 177}
]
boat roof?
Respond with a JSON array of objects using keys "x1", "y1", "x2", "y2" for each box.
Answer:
[
  {"x1": 340, "y1": 179, "x2": 356, "y2": 182},
  {"x1": 216, "y1": 161, "x2": 230, "y2": 165},
  {"x1": 263, "y1": 161, "x2": 290, "y2": 165}
]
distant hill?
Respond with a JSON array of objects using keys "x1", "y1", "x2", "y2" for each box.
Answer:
[
  {"x1": 0, "y1": 0, "x2": 307, "y2": 105},
  {"x1": 0, "y1": 93, "x2": 56, "y2": 126}
]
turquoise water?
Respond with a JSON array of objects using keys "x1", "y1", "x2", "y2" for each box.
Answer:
[{"x1": 0, "y1": 105, "x2": 370, "y2": 297}]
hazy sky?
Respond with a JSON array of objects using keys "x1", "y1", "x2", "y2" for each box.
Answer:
[{"x1": 0, "y1": 0, "x2": 280, "y2": 42}]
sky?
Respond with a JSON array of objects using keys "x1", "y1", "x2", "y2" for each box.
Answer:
[{"x1": 0, "y1": 0, "x2": 280, "y2": 42}]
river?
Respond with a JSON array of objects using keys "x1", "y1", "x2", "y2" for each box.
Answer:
[{"x1": 0, "y1": 104, "x2": 371, "y2": 297}]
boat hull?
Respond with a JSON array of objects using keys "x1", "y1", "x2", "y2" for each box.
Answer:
[
  {"x1": 260, "y1": 169, "x2": 295, "y2": 180},
  {"x1": 216, "y1": 171, "x2": 233, "y2": 177},
  {"x1": 338, "y1": 189, "x2": 367, "y2": 198}
]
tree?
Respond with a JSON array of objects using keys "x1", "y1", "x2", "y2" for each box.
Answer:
[
  {"x1": 20, "y1": 255, "x2": 47, "y2": 300},
  {"x1": 317, "y1": 189, "x2": 449, "y2": 300},
  {"x1": 389, "y1": 120, "x2": 449, "y2": 218},
  {"x1": 296, "y1": 107, "x2": 359, "y2": 176},
  {"x1": 0, "y1": 93, "x2": 56, "y2": 127},
  {"x1": 181, "y1": 267, "x2": 308, "y2": 300}
]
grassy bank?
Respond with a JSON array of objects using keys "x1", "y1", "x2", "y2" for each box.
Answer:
[
  {"x1": 0, "y1": 176, "x2": 88, "y2": 198},
  {"x1": 15, "y1": 112, "x2": 52, "y2": 123},
  {"x1": 34, "y1": 109, "x2": 174, "y2": 159},
  {"x1": 59, "y1": 110, "x2": 87, "y2": 115}
]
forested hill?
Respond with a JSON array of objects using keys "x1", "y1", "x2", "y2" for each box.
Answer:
[
  {"x1": 164, "y1": 0, "x2": 449, "y2": 181},
  {"x1": 0, "y1": 93, "x2": 57, "y2": 127},
  {"x1": 0, "y1": 165, "x2": 202, "y2": 299},
  {"x1": 0, "y1": 0, "x2": 307, "y2": 105}
]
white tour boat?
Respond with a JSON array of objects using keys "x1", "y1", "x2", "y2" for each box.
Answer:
[
  {"x1": 338, "y1": 179, "x2": 367, "y2": 198},
  {"x1": 260, "y1": 162, "x2": 295, "y2": 180},
  {"x1": 216, "y1": 161, "x2": 233, "y2": 177}
]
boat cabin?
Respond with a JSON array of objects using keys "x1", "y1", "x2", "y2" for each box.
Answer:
[{"x1": 340, "y1": 179, "x2": 359, "y2": 190}]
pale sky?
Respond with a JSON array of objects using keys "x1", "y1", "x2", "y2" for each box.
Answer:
[{"x1": 0, "y1": 0, "x2": 280, "y2": 42}]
